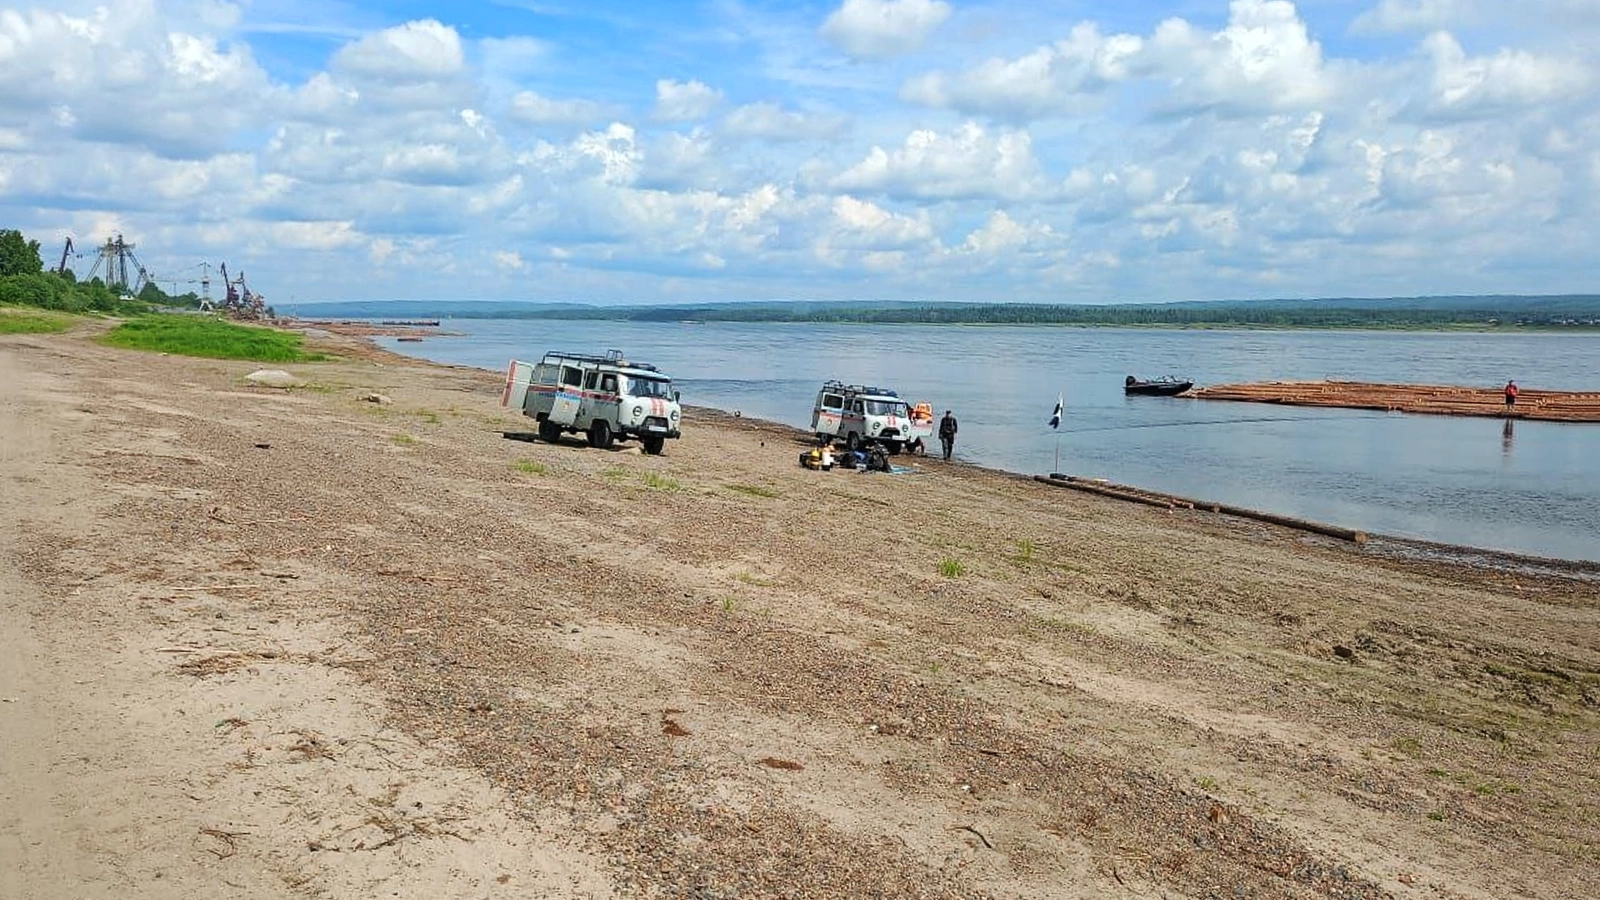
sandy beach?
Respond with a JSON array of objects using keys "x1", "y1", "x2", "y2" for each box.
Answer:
[{"x1": 2, "y1": 322, "x2": 1597, "y2": 900}]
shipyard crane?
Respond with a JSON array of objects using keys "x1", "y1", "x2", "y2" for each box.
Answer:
[
  {"x1": 55, "y1": 237, "x2": 77, "y2": 275},
  {"x1": 84, "y1": 234, "x2": 152, "y2": 295},
  {"x1": 216, "y1": 263, "x2": 267, "y2": 320}
]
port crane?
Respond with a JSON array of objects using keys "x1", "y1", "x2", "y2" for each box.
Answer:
[
  {"x1": 217, "y1": 263, "x2": 267, "y2": 319},
  {"x1": 83, "y1": 234, "x2": 152, "y2": 296}
]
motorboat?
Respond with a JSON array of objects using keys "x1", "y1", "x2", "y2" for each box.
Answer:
[{"x1": 1125, "y1": 375, "x2": 1194, "y2": 396}]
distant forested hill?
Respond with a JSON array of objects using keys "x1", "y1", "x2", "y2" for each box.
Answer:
[{"x1": 281, "y1": 295, "x2": 1600, "y2": 328}]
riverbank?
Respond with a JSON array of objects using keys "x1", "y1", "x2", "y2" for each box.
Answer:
[{"x1": 3, "y1": 323, "x2": 1597, "y2": 899}]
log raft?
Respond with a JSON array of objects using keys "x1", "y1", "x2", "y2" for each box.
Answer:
[{"x1": 1189, "y1": 380, "x2": 1600, "y2": 423}]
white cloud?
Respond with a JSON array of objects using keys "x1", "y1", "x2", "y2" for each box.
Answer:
[
  {"x1": 653, "y1": 79, "x2": 722, "y2": 122},
  {"x1": 267, "y1": 220, "x2": 363, "y2": 251},
  {"x1": 0, "y1": 2, "x2": 273, "y2": 158},
  {"x1": 509, "y1": 90, "x2": 618, "y2": 127},
  {"x1": 477, "y1": 35, "x2": 549, "y2": 77},
  {"x1": 903, "y1": 22, "x2": 1142, "y2": 120},
  {"x1": 1351, "y1": 0, "x2": 1475, "y2": 35},
  {"x1": 531, "y1": 123, "x2": 643, "y2": 186},
  {"x1": 494, "y1": 250, "x2": 528, "y2": 271},
  {"x1": 4, "y1": 0, "x2": 1600, "y2": 302},
  {"x1": 901, "y1": 1, "x2": 1332, "y2": 121},
  {"x1": 1145, "y1": 0, "x2": 1334, "y2": 116},
  {"x1": 639, "y1": 129, "x2": 719, "y2": 190},
  {"x1": 332, "y1": 19, "x2": 464, "y2": 81},
  {"x1": 721, "y1": 102, "x2": 848, "y2": 141},
  {"x1": 820, "y1": 0, "x2": 952, "y2": 60},
  {"x1": 956, "y1": 211, "x2": 1056, "y2": 256},
  {"x1": 1416, "y1": 32, "x2": 1591, "y2": 121},
  {"x1": 827, "y1": 123, "x2": 1051, "y2": 201}
]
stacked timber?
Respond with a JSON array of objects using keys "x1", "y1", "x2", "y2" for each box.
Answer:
[{"x1": 1189, "y1": 380, "x2": 1600, "y2": 423}]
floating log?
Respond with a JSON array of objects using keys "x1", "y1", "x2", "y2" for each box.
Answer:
[
  {"x1": 1035, "y1": 475, "x2": 1367, "y2": 543},
  {"x1": 1189, "y1": 380, "x2": 1600, "y2": 423}
]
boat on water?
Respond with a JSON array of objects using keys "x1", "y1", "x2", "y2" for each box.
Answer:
[{"x1": 1125, "y1": 375, "x2": 1194, "y2": 396}]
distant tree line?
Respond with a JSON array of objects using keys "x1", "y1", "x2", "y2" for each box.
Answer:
[
  {"x1": 459, "y1": 299, "x2": 1600, "y2": 329},
  {"x1": 0, "y1": 227, "x2": 202, "y2": 314}
]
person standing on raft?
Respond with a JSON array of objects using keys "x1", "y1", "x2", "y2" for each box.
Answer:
[{"x1": 1504, "y1": 380, "x2": 1519, "y2": 412}]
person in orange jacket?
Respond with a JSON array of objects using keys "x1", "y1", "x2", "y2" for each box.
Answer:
[{"x1": 1504, "y1": 380, "x2": 1519, "y2": 411}]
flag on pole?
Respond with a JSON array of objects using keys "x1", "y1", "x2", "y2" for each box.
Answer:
[{"x1": 1048, "y1": 393, "x2": 1063, "y2": 430}]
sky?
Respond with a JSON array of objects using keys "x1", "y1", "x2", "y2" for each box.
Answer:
[{"x1": 1, "y1": 0, "x2": 1598, "y2": 305}]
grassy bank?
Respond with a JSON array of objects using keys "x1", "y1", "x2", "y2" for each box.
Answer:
[
  {"x1": 0, "y1": 307, "x2": 76, "y2": 335},
  {"x1": 100, "y1": 314, "x2": 324, "y2": 362}
]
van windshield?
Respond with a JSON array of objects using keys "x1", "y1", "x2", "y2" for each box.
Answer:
[
  {"x1": 624, "y1": 376, "x2": 674, "y2": 399},
  {"x1": 863, "y1": 399, "x2": 907, "y2": 417}
]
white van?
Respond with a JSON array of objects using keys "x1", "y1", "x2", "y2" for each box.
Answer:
[
  {"x1": 810, "y1": 381, "x2": 932, "y2": 454},
  {"x1": 503, "y1": 350, "x2": 682, "y2": 454}
]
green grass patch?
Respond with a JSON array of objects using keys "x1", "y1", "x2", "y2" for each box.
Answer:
[
  {"x1": 513, "y1": 459, "x2": 547, "y2": 475},
  {"x1": 600, "y1": 465, "x2": 629, "y2": 481},
  {"x1": 414, "y1": 408, "x2": 441, "y2": 424},
  {"x1": 1015, "y1": 538, "x2": 1037, "y2": 563},
  {"x1": 938, "y1": 557, "x2": 965, "y2": 578},
  {"x1": 644, "y1": 472, "x2": 681, "y2": 492},
  {"x1": 729, "y1": 483, "x2": 782, "y2": 499},
  {"x1": 392, "y1": 433, "x2": 417, "y2": 447},
  {"x1": 99, "y1": 314, "x2": 323, "y2": 361},
  {"x1": 0, "y1": 308, "x2": 75, "y2": 335},
  {"x1": 734, "y1": 572, "x2": 775, "y2": 587}
]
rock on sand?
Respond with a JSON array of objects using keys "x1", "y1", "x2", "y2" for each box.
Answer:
[{"x1": 244, "y1": 369, "x2": 304, "y2": 388}]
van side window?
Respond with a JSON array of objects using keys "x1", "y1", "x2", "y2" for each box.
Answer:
[
  {"x1": 823, "y1": 393, "x2": 843, "y2": 410},
  {"x1": 561, "y1": 367, "x2": 582, "y2": 387},
  {"x1": 851, "y1": 399, "x2": 863, "y2": 414},
  {"x1": 535, "y1": 365, "x2": 558, "y2": 385},
  {"x1": 600, "y1": 374, "x2": 618, "y2": 393},
  {"x1": 584, "y1": 371, "x2": 599, "y2": 390}
]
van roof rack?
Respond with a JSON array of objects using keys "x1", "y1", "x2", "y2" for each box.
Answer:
[
  {"x1": 541, "y1": 350, "x2": 661, "y2": 372},
  {"x1": 821, "y1": 380, "x2": 899, "y2": 398}
]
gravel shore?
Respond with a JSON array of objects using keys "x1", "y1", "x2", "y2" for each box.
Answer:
[{"x1": 3, "y1": 323, "x2": 1597, "y2": 899}]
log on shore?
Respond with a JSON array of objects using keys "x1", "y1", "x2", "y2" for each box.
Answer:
[
  {"x1": 1036, "y1": 475, "x2": 1368, "y2": 543},
  {"x1": 1189, "y1": 380, "x2": 1600, "y2": 423}
]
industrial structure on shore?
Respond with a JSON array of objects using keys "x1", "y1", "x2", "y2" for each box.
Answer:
[{"x1": 54, "y1": 233, "x2": 269, "y2": 320}]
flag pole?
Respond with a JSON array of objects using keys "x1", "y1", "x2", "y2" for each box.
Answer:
[{"x1": 1050, "y1": 390, "x2": 1064, "y2": 476}]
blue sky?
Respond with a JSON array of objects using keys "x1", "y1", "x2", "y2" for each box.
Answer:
[{"x1": 2, "y1": 0, "x2": 1598, "y2": 304}]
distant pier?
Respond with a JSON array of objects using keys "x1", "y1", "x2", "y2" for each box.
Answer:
[{"x1": 1190, "y1": 380, "x2": 1600, "y2": 423}]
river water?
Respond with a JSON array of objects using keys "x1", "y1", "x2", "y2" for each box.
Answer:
[{"x1": 374, "y1": 320, "x2": 1600, "y2": 563}]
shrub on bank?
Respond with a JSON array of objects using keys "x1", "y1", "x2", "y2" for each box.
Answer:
[{"x1": 100, "y1": 314, "x2": 324, "y2": 362}]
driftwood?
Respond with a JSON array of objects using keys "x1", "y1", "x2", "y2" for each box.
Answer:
[{"x1": 1035, "y1": 475, "x2": 1367, "y2": 543}]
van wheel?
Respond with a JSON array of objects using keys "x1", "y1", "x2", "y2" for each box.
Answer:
[
  {"x1": 845, "y1": 432, "x2": 860, "y2": 452},
  {"x1": 642, "y1": 436, "x2": 665, "y2": 455},
  {"x1": 538, "y1": 420, "x2": 562, "y2": 444},
  {"x1": 589, "y1": 421, "x2": 613, "y2": 449}
]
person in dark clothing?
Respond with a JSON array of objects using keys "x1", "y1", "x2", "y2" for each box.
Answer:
[
  {"x1": 1504, "y1": 380, "x2": 1518, "y2": 410},
  {"x1": 938, "y1": 410, "x2": 958, "y2": 461}
]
